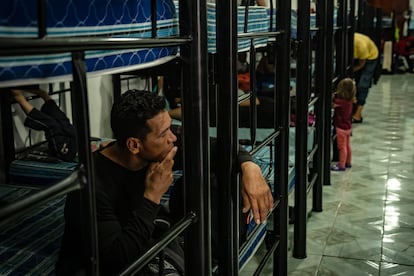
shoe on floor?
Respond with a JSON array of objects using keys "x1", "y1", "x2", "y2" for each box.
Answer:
[
  {"x1": 345, "y1": 163, "x2": 352, "y2": 168},
  {"x1": 352, "y1": 117, "x2": 363, "y2": 123},
  {"x1": 331, "y1": 164, "x2": 346, "y2": 171}
]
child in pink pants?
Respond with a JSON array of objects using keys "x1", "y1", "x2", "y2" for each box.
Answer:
[{"x1": 331, "y1": 78, "x2": 356, "y2": 171}]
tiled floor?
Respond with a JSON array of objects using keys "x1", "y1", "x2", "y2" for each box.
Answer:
[{"x1": 241, "y1": 73, "x2": 414, "y2": 275}]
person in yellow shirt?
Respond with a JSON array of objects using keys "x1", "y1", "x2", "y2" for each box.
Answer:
[{"x1": 352, "y1": 32, "x2": 379, "y2": 123}]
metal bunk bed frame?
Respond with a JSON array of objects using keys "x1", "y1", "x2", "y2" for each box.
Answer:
[
  {"x1": 0, "y1": 0, "x2": 296, "y2": 275},
  {"x1": 213, "y1": 0, "x2": 292, "y2": 274},
  {"x1": 0, "y1": 0, "x2": 206, "y2": 274},
  {"x1": 329, "y1": 0, "x2": 357, "y2": 167},
  {"x1": 292, "y1": 0, "x2": 356, "y2": 259}
]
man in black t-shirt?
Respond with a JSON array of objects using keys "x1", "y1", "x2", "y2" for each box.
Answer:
[{"x1": 56, "y1": 90, "x2": 272, "y2": 275}]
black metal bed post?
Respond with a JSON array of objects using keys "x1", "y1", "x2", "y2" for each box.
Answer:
[
  {"x1": 374, "y1": 7, "x2": 382, "y2": 62},
  {"x1": 323, "y1": 0, "x2": 334, "y2": 186},
  {"x1": 37, "y1": 0, "x2": 47, "y2": 38},
  {"x1": 294, "y1": 0, "x2": 311, "y2": 259},
  {"x1": 312, "y1": 0, "x2": 327, "y2": 213},
  {"x1": 357, "y1": 0, "x2": 363, "y2": 31},
  {"x1": 70, "y1": 51, "x2": 99, "y2": 275},
  {"x1": 337, "y1": 0, "x2": 346, "y2": 78},
  {"x1": 179, "y1": 1, "x2": 211, "y2": 275},
  {"x1": 249, "y1": 42, "x2": 257, "y2": 146},
  {"x1": 343, "y1": 0, "x2": 350, "y2": 73},
  {"x1": 0, "y1": 90, "x2": 13, "y2": 184},
  {"x1": 335, "y1": 0, "x2": 342, "y2": 77},
  {"x1": 348, "y1": 0, "x2": 356, "y2": 75},
  {"x1": 216, "y1": 0, "x2": 239, "y2": 274},
  {"x1": 150, "y1": 0, "x2": 157, "y2": 38},
  {"x1": 274, "y1": 0, "x2": 291, "y2": 273}
]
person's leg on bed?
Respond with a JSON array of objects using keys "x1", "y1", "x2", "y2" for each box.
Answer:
[
  {"x1": 12, "y1": 89, "x2": 77, "y2": 161},
  {"x1": 12, "y1": 89, "x2": 35, "y2": 114}
]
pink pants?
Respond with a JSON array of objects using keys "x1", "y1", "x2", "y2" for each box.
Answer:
[{"x1": 336, "y1": 127, "x2": 352, "y2": 168}]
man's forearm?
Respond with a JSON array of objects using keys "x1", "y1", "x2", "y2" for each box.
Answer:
[{"x1": 353, "y1": 59, "x2": 366, "y2": 72}]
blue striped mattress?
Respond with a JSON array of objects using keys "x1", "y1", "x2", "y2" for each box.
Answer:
[
  {"x1": 268, "y1": 9, "x2": 338, "y2": 39},
  {"x1": 0, "y1": 186, "x2": 65, "y2": 275},
  {"x1": 1, "y1": 1, "x2": 279, "y2": 87},
  {"x1": 0, "y1": 0, "x2": 179, "y2": 88},
  {"x1": 206, "y1": 3, "x2": 269, "y2": 53}
]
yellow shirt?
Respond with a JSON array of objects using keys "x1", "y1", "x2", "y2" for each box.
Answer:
[{"x1": 354, "y1": 32, "x2": 379, "y2": 60}]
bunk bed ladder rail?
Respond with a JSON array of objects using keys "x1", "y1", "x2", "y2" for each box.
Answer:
[
  {"x1": 0, "y1": 0, "x2": 203, "y2": 274},
  {"x1": 215, "y1": 0, "x2": 291, "y2": 274},
  {"x1": 293, "y1": 0, "x2": 312, "y2": 259},
  {"x1": 178, "y1": 1, "x2": 212, "y2": 275}
]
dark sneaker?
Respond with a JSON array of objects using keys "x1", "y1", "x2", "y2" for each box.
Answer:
[
  {"x1": 345, "y1": 163, "x2": 352, "y2": 168},
  {"x1": 331, "y1": 165, "x2": 346, "y2": 171},
  {"x1": 352, "y1": 117, "x2": 363, "y2": 124}
]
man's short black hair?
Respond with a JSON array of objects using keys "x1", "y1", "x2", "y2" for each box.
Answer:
[{"x1": 110, "y1": 90, "x2": 166, "y2": 146}]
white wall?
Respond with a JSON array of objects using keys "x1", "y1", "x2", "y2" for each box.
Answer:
[{"x1": 86, "y1": 74, "x2": 149, "y2": 138}]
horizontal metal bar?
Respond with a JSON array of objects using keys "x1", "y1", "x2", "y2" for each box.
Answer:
[
  {"x1": 0, "y1": 170, "x2": 81, "y2": 226},
  {"x1": 0, "y1": 37, "x2": 191, "y2": 56},
  {"x1": 10, "y1": 88, "x2": 71, "y2": 106},
  {"x1": 238, "y1": 31, "x2": 283, "y2": 40},
  {"x1": 253, "y1": 236, "x2": 280, "y2": 276},
  {"x1": 119, "y1": 212, "x2": 197, "y2": 276},
  {"x1": 249, "y1": 130, "x2": 280, "y2": 156},
  {"x1": 310, "y1": 27, "x2": 320, "y2": 31},
  {"x1": 308, "y1": 96, "x2": 319, "y2": 107}
]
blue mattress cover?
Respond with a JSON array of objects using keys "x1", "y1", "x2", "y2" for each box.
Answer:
[
  {"x1": 268, "y1": 9, "x2": 338, "y2": 39},
  {"x1": 0, "y1": 0, "x2": 179, "y2": 87},
  {"x1": 206, "y1": 3, "x2": 269, "y2": 53},
  {"x1": 1, "y1": 1, "x2": 278, "y2": 87}
]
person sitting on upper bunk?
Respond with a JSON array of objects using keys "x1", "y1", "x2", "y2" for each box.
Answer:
[
  {"x1": 352, "y1": 32, "x2": 379, "y2": 124},
  {"x1": 56, "y1": 90, "x2": 273, "y2": 275},
  {"x1": 11, "y1": 89, "x2": 77, "y2": 162}
]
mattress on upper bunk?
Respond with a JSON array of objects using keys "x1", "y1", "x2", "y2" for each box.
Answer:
[
  {"x1": 268, "y1": 9, "x2": 338, "y2": 39},
  {"x1": 0, "y1": 0, "x2": 179, "y2": 88},
  {"x1": 206, "y1": 3, "x2": 269, "y2": 53}
]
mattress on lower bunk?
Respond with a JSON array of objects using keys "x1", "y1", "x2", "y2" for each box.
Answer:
[
  {"x1": 0, "y1": 0, "x2": 179, "y2": 88},
  {"x1": 0, "y1": 186, "x2": 65, "y2": 276},
  {"x1": 9, "y1": 139, "x2": 112, "y2": 188}
]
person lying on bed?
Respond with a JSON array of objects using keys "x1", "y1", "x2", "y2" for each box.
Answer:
[
  {"x1": 12, "y1": 89, "x2": 77, "y2": 162},
  {"x1": 56, "y1": 90, "x2": 273, "y2": 275}
]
